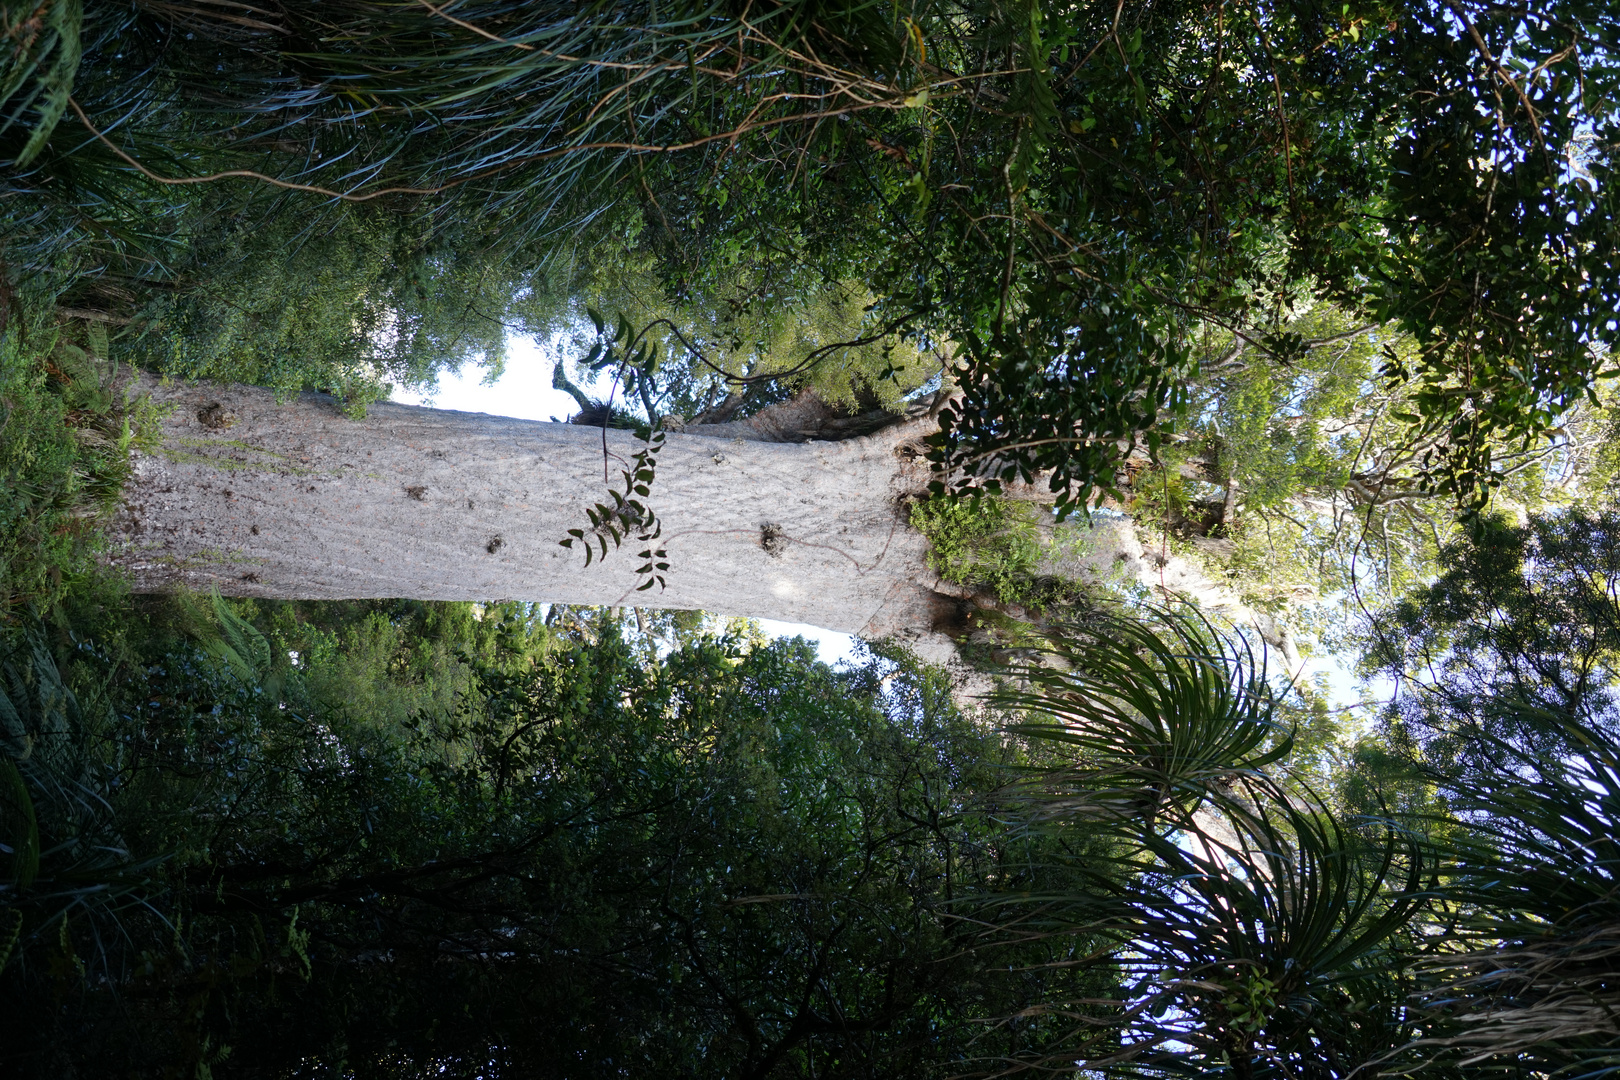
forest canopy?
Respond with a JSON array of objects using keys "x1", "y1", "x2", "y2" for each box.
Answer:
[
  {"x1": 4, "y1": 0, "x2": 1615, "y2": 511},
  {"x1": 5, "y1": 0, "x2": 1620, "y2": 1077}
]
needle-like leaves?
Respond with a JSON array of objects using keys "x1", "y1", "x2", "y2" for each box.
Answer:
[
  {"x1": 1410, "y1": 708, "x2": 1620, "y2": 1077},
  {"x1": 994, "y1": 609, "x2": 1291, "y2": 829},
  {"x1": 973, "y1": 795, "x2": 1434, "y2": 1078},
  {"x1": 0, "y1": 629, "x2": 164, "y2": 981},
  {"x1": 970, "y1": 611, "x2": 1439, "y2": 1078}
]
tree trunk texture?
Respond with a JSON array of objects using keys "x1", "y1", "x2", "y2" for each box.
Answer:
[
  {"x1": 112, "y1": 378, "x2": 968, "y2": 660},
  {"x1": 112, "y1": 379, "x2": 1303, "y2": 670}
]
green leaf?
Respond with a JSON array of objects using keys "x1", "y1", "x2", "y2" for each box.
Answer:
[
  {"x1": 8, "y1": 0, "x2": 83, "y2": 168},
  {"x1": 0, "y1": 757, "x2": 39, "y2": 889},
  {"x1": 0, "y1": 908, "x2": 21, "y2": 973}
]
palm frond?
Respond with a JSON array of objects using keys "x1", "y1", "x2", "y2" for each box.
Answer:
[
  {"x1": 0, "y1": 628, "x2": 164, "y2": 980},
  {"x1": 982, "y1": 792, "x2": 1432, "y2": 1078},
  {"x1": 966, "y1": 609, "x2": 1437, "y2": 1077},
  {"x1": 1408, "y1": 708, "x2": 1620, "y2": 1075},
  {"x1": 993, "y1": 608, "x2": 1291, "y2": 828}
]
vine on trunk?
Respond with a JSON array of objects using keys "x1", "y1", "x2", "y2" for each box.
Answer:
[
  {"x1": 560, "y1": 308, "x2": 670, "y2": 591},
  {"x1": 561, "y1": 431, "x2": 669, "y2": 592}
]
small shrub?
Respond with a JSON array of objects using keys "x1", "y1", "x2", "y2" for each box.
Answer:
[
  {"x1": 0, "y1": 296, "x2": 157, "y2": 618},
  {"x1": 910, "y1": 493, "x2": 1043, "y2": 604}
]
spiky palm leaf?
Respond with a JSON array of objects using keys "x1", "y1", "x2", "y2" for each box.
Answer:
[
  {"x1": 993, "y1": 609, "x2": 1291, "y2": 828},
  {"x1": 971, "y1": 788, "x2": 1433, "y2": 1079},
  {"x1": 0, "y1": 630, "x2": 162, "y2": 977},
  {"x1": 1410, "y1": 710, "x2": 1620, "y2": 1076},
  {"x1": 965, "y1": 611, "x2": 1442, "y2": 1077},
  {"x1": 48, "y1": 0, "x2": 936, "y2": 236}
]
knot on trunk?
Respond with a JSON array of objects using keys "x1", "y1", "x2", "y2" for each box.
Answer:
[{"x1": 197, "y1": 402, "x2": 236, "y2": 430}]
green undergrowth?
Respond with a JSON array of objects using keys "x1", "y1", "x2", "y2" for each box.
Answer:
[
  {"x1": 910, "y1": 493, "x2": 1045, "y2": 605},
  {"x1": 0, "y1": 293, "x2": 162, "y2": 620},
  {"x1": 909, "y1": 492, "x2": 1108, "y2": 614},
  {"x1": 910, "y1": 492, "x2": 1125, "y2": 664}
]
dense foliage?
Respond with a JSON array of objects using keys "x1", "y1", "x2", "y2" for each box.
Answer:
[
  {"x1": 0, "y1": 286, "x2": 159, "y2": 613},
  {"x1": 4, "y1": 0, "x2": 1615, "y2": 508},
  {"x1": 0, "y1": 524, "x2": 1617, "y2": 1075},
  {"x1": 1352, "y1": 508, "x2": 1620, "y2": 1077},
  {"x1": 1364, "y1": 509, "x2": 1620, "y2": 771},
  {"x1": 5, "y1": 3, "x2": 1620, "y2": 1076},
  {"x1": 0, "y1": 600, "x2": 1115, "y2": 1078}
]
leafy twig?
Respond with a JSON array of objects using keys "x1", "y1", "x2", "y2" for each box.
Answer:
[{"x1": 561, "y1": 433, "x2": 670, "y2": 592}]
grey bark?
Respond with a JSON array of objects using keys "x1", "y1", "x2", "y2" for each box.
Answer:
[
  {"x1": 111, "y1": 379, "x2": 1299, "y2": 669},
  {"x1": 112, "y1": 378, "x2": 965, "y2": 659}
]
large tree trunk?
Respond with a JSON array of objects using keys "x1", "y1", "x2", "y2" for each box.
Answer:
[
  {"x1": 112, "y1": 378, "x2": 966, "y2": 659},
  {"x1": 112, "y1": 379, "x2": 1303, "y2": 669}
]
